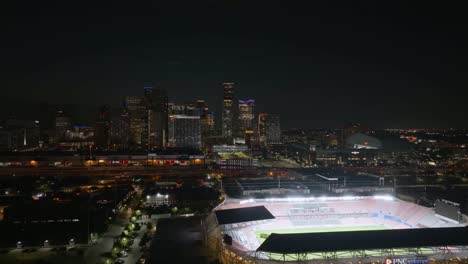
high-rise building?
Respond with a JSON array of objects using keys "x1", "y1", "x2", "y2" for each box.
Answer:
[
  {"x1": 238, "y1": 99, "x2": 255, "y2": 132},
  {"x1": 267, "y1": 114, "x2": 281, "y2": 143},
  {"x1": 222, "y1": 82, "x2": 235, "y2": 138},
  {"x1": 258, "y1": 113, "x2": 281, "y2": 146},
  {"x1": 124, "y1": 96, "x2": 145, "y2": 147},
  {"x1": 143, "y1": 87, "x2": 169, "y2": 150},
  {"x1": 54, "y1": 109, "x2": 71, "y2": 142},
  {"x1": 110, "y1": 108, "x2": 130, "y2": 150},
  {"x1": 168, "y1": 104, "x2": 201, "y2": 148},
  {"x1": 94, "y1": 105, "x2": 111, "y2": 150},
  {"x1": 195, "y1": 99, "x2": 215, "y2": 134}
]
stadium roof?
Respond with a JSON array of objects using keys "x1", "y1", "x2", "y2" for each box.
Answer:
[
  {"x1": 346, "y1": 133, "x2": 382, "y2": 149},
  {"x1": 215, "y1": 206, "x2": 275, "y2": 225},
  {"x1": 237, "y1": 178, "x2": 307, "y2": 191},
  {"x1": 257, "y1": 227, "x2": 468, "y2": 254}
]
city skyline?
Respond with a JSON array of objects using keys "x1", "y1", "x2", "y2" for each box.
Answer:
[
  {"x1": 0, "y1": 80, "x2": 466, "y2": 130},
  {"x1": 1, "y1": 2, "x2": 468, "y2": 264},
  {"x1": 1, "y1": 2, "x2": 467, "y2": 128}
]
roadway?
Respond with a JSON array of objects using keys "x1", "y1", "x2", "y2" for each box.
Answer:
[
  {"x1": 0, "y1": 166, "x2": 272, "y2": 178},
  {"x1": 0, "y1": 245, "x2": 86, "y2": 263},
  {"x1": 84, "y1": 191, "x2": 155, "y2": 264},
  {"x1": 84, "y1": 220, "x2": 125, "y2": 264},
  {"x1": 0, "y1": 166, "x2": 208, "y2": 176},
  {"x1": 84, "y1": 220, "x2": 150, "y2": 264}
]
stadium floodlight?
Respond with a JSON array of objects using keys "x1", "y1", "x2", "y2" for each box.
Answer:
[
  {"x1": 240, "y1": 198, "x2": 255, "y2": 204},
  {"x1": 342, "y1": 196, "x2": 355, "y2": 201},
  {"x1": 261, "y1": 196, "x2": 395, "y2": 203},
  {"x1": 373, "y1": 195, "x2": 394, "y2": 201},
  {"x1": 286, "y1": 197, "x2": 308, "y2": 202}
]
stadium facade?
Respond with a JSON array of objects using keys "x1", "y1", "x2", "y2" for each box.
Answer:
[{"x1": 206, "y1": 196, "x2": 468, "y2": 264}]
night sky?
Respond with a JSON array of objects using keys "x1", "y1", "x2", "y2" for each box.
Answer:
[{"x1": 1, "y1": 1, "x2": 467, "y2": 128}]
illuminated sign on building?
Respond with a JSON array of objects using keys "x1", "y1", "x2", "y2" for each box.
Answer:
[{"x1": 385, "y1": 257, "x2": 429, "y2": 264}]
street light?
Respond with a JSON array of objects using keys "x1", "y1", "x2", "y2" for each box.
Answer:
[
  {"x1": 120, "y1": 237, "x2": 128, "y2": 247},
  {"x1": 112, "y1": 246, "x2": 121, "y2": 256}
]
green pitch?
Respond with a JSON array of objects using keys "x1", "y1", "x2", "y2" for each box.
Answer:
[{"x1": 255, "y1": 225, "x2": 387, "y2": 244}]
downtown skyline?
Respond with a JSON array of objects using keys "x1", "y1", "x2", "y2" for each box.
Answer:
[
  {"x1": 0, "y1": 2, "x2": 468, "y2": 264},
  {"x1": 1, "y1": 1, "x2": 467, "y2": 129}
]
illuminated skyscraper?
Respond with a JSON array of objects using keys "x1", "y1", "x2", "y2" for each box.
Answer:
[
  {"x1": 110, "y1": 108, "x2": 130, "y2": 150},
  {"x1": 124, "y1": 96, "x2": 145, "y2": 147},
  {"x1": 222, "y1": 82, "x2": 235, "y2": 138},
  {"x1": 196, "y1": 99, "x2": 215, "y2": 134},
  {"x1": 258, "y1": 113, "x2": 268, "y2": 144},
  {"x1": 258, "y1": 113, "x2": 281, "y2": 146},
  {"x1": 94, "y1": 105, "x2": 111, "y2": 150},
  {"x1": 54, "y1": 109, "x2": 71, "y2": 142},
  {"x1": 238, "y1": 99, "x2": 255, "y2": 132},
  {"x1": 168, "y1": 104, "x2": 201, "y2": 148},
  {"x1": 143, "y1": 87, "x2": 169, "y2": 149},
  {"x1": 267, "y1": 114, "x2": 281, "y2": 143}
]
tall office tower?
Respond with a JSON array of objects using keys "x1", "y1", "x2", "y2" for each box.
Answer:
[
  {"x1": 143, "y1": 87, "x2": 169, "y2": 150},
  {"x1": 124, "y1": 96, "x2": 145, "y2": 148},
  {"x1": 94, "y1": 105, "x2": 111, "y2": 150},
  {"x1": 222, "y1": 82, "x2": 235, "y2": 138},
  {"x1": 110, "y1": 108, "x2": 130, "y2": 150},
  {"x1": 238, "y1": 99, "x2": 255, "y2": 132},
  {"x1": 54, "y1": 109, "x2": 71, "y2": 142},
  {"x1": 258, "y1": 113, "x2": 281, "y2": 146},
  {"x1": 196, "y1": 99, "x2": 215, "y2": 134},
  {"x1": 267, "y1": 114, "x2": 281, "y2": 143},
  {"x1": 168, "y1": 104, "x2": 201, "y2": 148}
]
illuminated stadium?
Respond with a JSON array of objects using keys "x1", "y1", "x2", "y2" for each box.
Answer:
[{"x1": 206, "y1": 196, "x2": 468, "y2": 264}]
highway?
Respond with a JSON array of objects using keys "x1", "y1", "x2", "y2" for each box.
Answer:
[
  {"x1": 0, "y1": 166, "x2": 208, "y2": 176},
  {"x1": 0, "y1": 166, "x2": 272, "y2": 178}
]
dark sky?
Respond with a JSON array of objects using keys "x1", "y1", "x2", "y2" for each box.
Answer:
[{"x1": 1, "y1": 1, "x2": 467, "y2": 128}]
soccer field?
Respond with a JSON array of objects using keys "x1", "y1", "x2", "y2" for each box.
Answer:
[{"x1": 255, "y1": 225, "x2": 387, "y2": 243}]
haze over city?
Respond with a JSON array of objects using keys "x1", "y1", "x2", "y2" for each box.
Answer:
[
  {"x1": 0, "y1": 1, "x2": 467, "y2": 264},
  {"x1": 2, "y1": 1, "x2": 467, "y2": 128}
]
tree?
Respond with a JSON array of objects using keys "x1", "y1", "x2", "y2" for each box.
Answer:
[{"x1": 111, "y1": 246, "x2": 121, "y2": 257}]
